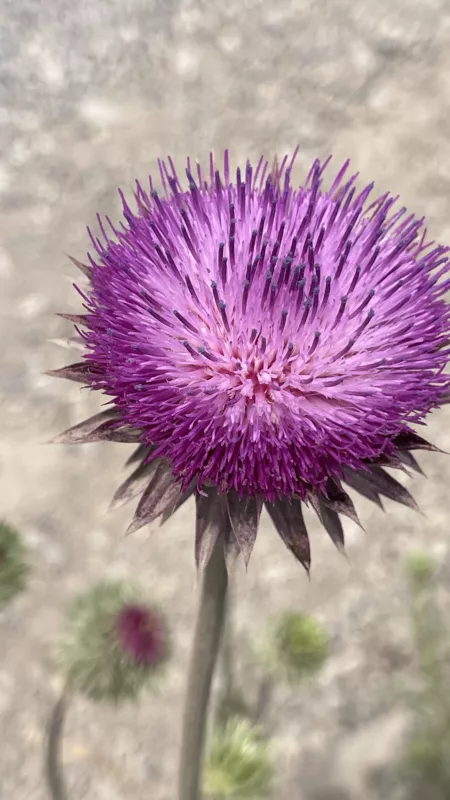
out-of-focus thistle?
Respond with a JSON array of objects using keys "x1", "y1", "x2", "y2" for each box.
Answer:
[
  {"x1": 406, "y1": 552, "x2": 436, "y2": 589},
  {"x1": 51, "y1": 150, "x2": 450, "y2": 571},
  {"x1": 267, "y1": 610, "x2": 328, "y2": 683},
  {"x1": 401, "y1": 553, "x2": 450, "y2": 799},
  {"x1": 0, "y1": 521, "x2": 28, "y2": 608},
  {"x1": 57, "y1": 581, "x2": 169, "y2": 703},
  {"x1": 203, "y1": 717, "x2": 273, "y2": 798}
]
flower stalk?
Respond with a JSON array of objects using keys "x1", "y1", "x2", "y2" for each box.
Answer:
[
  {"x1": 178, "y1": 539, "x2": 228, "y2": 800},
  {"x1": 45, "y1": 686, "x2": 70, "y2": 800}
]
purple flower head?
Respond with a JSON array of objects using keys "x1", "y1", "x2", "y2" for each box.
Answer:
[
  {"x1": 53, "y1": 151, "x2": 450, "y2": 570},
  {"x1": 116, "y1": 603, "x2": 167, "y2": 666},
  {"x1": 58, "y1": 582, "x2": 169, "y2": 702}
]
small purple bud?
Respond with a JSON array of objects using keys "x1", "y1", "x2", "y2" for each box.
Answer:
[{"x1": 116, "y1": 604, "x2": 167, "y2": 666}]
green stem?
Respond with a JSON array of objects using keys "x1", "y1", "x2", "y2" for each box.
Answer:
[
  {"x1": 178, "y1": 538, "x2": 228, "y2": 800},
  {"x1": 253, "y1": 675, "x2": 274, "y2": 724},
  {"x1": 216, "y1": 599, "x2": 238, "y2": 727},
  {"x1": 222, "y1": 606, "x2": 234, "y2": 710},
  {"x1": 45, "y1": 687, "x2": 70, "y2": 800}
]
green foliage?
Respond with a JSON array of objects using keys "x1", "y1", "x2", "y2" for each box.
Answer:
[
  {"x1": 0, "y1": 521, "x2": 29, "y2": 608},
  {"x1": 401, "y1": 552, "x2": 450, "y2": 799},
  {"x1": 404, "y1": 729, "x2": 450, "y2": 783},
  {"x1": 203, "y1": 718, "x2": 273, "y2": 798},
  {"x1": 57, "y1": 581, "x2": 169, "y2": 703},
  {"x1": 269, "y1": 610, "x2": 328, "y2": 683}
]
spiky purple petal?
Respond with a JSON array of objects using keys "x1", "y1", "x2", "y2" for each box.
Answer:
[
  {"x1": 226, "y1": 491, "x2": 263, "y2": 566},
  {"x1": 111, "y1": 458, "x2": 161, "y2": 509},
  {"x1": 69, "y1": 152, "x2": 449, "y2": 502},
  {"x1": 126, "y1": 461, "x2": 180, "y2": 534},
  {"x1": 356, "y1": 465, "x2": 419, "y2": 510},
  {"x1": 195, "y1": 487, "x2": 226, "y2": 569},
  {"x1": 316, "y1": 500, "x2": 345, "y2": 553},
  {"x1": 265, "y1": 498, "x2": 311, "y2": 571}
]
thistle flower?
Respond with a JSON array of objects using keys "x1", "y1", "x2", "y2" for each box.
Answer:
[
  {"x1": 268, "y1": 611, "x2": 328, "y2": 683},
  {"x1": 0, "y1": 521, "x2": 29, "y2": 608},
  {"x1": 52, "y1": 151, "x2": 450, "y2": 571},
  {"x1": 57, "y1": 582, "x2": 169, "y2": 702}
]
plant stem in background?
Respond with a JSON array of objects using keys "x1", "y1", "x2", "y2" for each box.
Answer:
[
  {"x1": 216, "y1": 594, "x2": 249, "y2": 727},
  {"x1": 45, "y1": 686, "x2": 70, "y2": 800},
  {"x1": 221, "y1": 604, "x2": 234, "y2": 718},
  {"x1": 253, "y1": 675, "x2": 274, "y2": 724},
  {"x1": 178, "y1": 539, "x2": 228, "y2": 800},
  {"x1": 410, "y1": 580, "x2": 446, "y2": 705}
]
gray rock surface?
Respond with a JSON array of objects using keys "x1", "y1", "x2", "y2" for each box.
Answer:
[{"x1": 1, "y1": 0, "x2": 450, "y2": 797}]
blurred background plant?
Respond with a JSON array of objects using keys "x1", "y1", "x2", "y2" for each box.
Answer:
[
  {"x1": 46, "y1": 580, "x2": 170, "y2": 799},
  {"x1": 57, "y1": 580, "x2": 169, "y2": 703},
  {"x1": 0, "y1": 509, "x2": 330, "y2": 800},
  {"x1": 0, "y1": 521, "x2": 29, "y2": 609},
  {"x1": 401, "y1": 552, "x2": 450, "y2": 800},
  {"x1": 205, "y1": 608, "x2": 329, "y2": 798},
  {"x1": 203, "y1": 718, "x2": 273, "y2": 799},
  {"x1": 266, "y1": 610, "x2": 329, "y2": 684}
]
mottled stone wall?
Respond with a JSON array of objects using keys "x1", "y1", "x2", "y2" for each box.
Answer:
[{"x1": 1, "y1": 1, "x2": 450, "y2": 798}]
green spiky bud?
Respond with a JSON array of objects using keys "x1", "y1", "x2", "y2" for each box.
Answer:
[
  {"x1": 268, "y1": 611, "x2": 328, "y2": 683},
  {"x1": 404, "y1": 734, "x2": 441, "y2": 774},
  {"x1": 405, "y1": 552, "x2": 435, "y2": 588},
  {"x1": 57, "y1": 581, "x2": 169, "y2": 703},
  {"x1": 203, "y1": 718, "x2": 273, "y2": 798},
  {"x1": 0, "y1": 521, "x2": 29, "y2": 608},
  {"x1": 401, "y1": 729, "x2": 450, "y2": 790}
]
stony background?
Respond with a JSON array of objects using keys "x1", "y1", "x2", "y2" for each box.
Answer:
[{"x1": 1, "y1": 0, "x2": 450, "y2": 797}]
